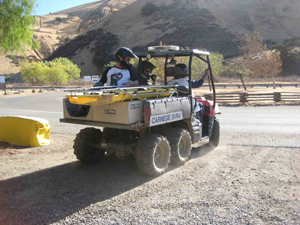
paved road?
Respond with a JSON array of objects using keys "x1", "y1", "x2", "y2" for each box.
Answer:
[
  {"x1": 0, "y1": 91, "x2": 299, "y2": 146},
  {"x1": 0, "y1": 91, "x2": 87, "y2": 135}
]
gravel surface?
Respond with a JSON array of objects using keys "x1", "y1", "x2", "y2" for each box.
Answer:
[{"x1": 1, "y1": 131, "x2": 299, "y2": 224}]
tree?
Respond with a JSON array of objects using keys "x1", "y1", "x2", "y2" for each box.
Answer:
[
  {"x1": 272, "y1": 36, "x2": 300, "y2": 76},
  {"x1": 92, "y1": 31, "x2": 119, "y2": 70},
  {"x1": 141, "y1": 2, "x2": 158, "y2": 16},
  {"x1": 0, "y1": 0, "x2": 39, "y2": 55},
  {"x1": 238, "y1": 32, "x2": 282, "y2": 89}
]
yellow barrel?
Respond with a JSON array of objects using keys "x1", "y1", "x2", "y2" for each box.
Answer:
[{"x1": 0, "y1": 116, "x2": 50, "y2": 147}]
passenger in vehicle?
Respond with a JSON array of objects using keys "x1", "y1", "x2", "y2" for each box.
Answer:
[
  {"x1": 94, "y1": 47, "x2": 139, "y2": 87},
  {"x1": 138, "y1": 61, "x2": 157, "y2": 85},
  {"x1": 74, "y1": 47, "x2": 139, "y2": 117}
]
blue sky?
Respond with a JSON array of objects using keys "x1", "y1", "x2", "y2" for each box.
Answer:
[{"x1": 33, "y1": 0, "x2": 98, "y2": 15}]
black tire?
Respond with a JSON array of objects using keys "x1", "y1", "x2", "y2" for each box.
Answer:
[
  {"x1": 102, "y1": 127, "x2": 117, "y2": 141},
  {"x1": 73, "y1": 127, "x2": 105, "y2": 164},
  {"x1": 136, "y1": 134, "x2": 171, "y2": 176},
  {"x1": 167, "y1": 128, "x2": 192, "y2": 166},
  {"x1": 209, "y1": 118, "x2": 220, "y2": 147}
]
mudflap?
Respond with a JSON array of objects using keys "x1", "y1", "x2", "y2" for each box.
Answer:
[
  {"x1": 191, "y1": 116, "x2": 202, "y2": 144},
  {"x1": 208, "y1": 116, "x2": 214, "y2": 137}
]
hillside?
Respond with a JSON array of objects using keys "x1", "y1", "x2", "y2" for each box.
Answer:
[
  {"x1": 2, "y1": 0, "x2": 300, "y2": 81},
  {"x1": 0, "y1": 0, "x2": 137, "y2": 82},
  {"x1": 46, "y1": 0, "x2": 300, "y2": 76}
]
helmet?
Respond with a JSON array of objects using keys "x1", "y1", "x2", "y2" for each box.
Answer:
[
  {"x1": 175, "y1": 63, "x2": 188, "y2": 74},
  {"x1": 141, "y1": 61, "x2": 156, "y2": 73},
  {"x1": 115, "y1": 47, "x2": 137, "y2": 69}
]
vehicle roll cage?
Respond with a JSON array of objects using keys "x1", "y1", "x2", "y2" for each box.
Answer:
[{"x1": 135, "y1": 49, "x2": 216, "y2": 109}]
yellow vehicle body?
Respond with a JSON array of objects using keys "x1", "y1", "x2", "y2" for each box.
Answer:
[
  {"x1": 0, "y1": 116, "x2": 50, "y2": 147},
  {"x1": 66, "y1": 87, "x2": 175, "y2": 106}
]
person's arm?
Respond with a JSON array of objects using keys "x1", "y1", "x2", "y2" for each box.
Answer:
[
  {"x1": 93, "y1": 81, "x2": 104, "y2": 87},
  {"x1": 123, "y1": 70, "x2": 139, "y2": 86},
  {"x1": 191, "y1": 69, "x2": 209, "y2": 88},
  {"x1": 99, "y1": 67, "x2": 112, "y2": 84},
  {"x1": 191, "y1": 78, "x2": 204, "y2": 88},
  {"x1": 151, "y1": 75, "x2": 157, "y2": 85}
]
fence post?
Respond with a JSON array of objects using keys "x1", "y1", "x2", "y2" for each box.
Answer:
[
  {"x1": 273, "y1": 92, "x2": 281, "y2": 102},
  {"x1": 239, "y1": 92, "x2": 248, "y2": 103}
]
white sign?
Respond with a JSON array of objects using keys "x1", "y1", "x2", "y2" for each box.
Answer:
[
  {"x1": 92, "y1": 75, "x2": 99, "y2": 83},
  {"x1": 150, "y1": 111, "x2": 183, "y2": 126},
  {"x1": 0, "y1": 76, "x2": 5, "y2": 83},
  {"x1": 84, "y1": 76, "x2": 91, "y2": 82}
]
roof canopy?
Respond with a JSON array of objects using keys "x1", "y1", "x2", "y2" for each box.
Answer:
[{"x1": 135, "y1": 49, "x2": 210, "y2": 58}]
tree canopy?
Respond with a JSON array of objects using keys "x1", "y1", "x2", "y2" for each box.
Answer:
[
  {"x1": 273, "y1": 35, "x2": 300, "y2": 76},
  {"x1": 237, "y1": 32, "x2": 282, "y2": 88},
  {"x1": 0, "y1": 0, "x2": 39, "y2": 55},
  {"x1": 141, "y1": 3, "x2": 158, "y2": 16}
]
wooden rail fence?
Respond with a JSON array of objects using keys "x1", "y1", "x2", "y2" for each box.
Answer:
[
  {"x1": 203, "y1": 83, "x2": 300, "y2": 89},
  {"x1": 204, "y1": 92, "x2": 300, "y2": 103}
]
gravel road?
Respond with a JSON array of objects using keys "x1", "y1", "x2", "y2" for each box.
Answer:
[{"x1": 1, "y1": 132, "x2": 299, "y2": 224}]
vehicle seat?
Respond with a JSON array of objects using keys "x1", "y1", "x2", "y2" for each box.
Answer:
[
  {"x1": 166, "y1": 67, "x2": 189, "y2": 96},
  {"x1": 166, "y1": 67, "x2": 184, "y2": 78}
]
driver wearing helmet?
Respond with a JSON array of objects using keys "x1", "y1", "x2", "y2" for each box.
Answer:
[
  {"x1": 167, "y1": 63, "x2": 209, "y2": 89},
  {"x1": 95, "y1": 47, "x2": 139, "y2": 87},
  {"x1": 167, "y1": 63, "x2": 210, "y2": 121}
]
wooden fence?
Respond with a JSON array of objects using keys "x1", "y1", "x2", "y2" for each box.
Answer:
[
  {"x1": 203, "y1": 83, "x2": 299, "y2": 89},
  {"x1": 204, "y1": 92, "x2": 300, "y2": 103}
]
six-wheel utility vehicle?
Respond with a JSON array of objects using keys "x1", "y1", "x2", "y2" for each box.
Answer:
[{"x1": 60, "y1": 46, "x2": 220, "y2": 176}]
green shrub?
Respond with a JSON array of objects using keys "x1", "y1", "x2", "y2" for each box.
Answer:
[
  {"x1": 21, "y1": 58, "x2": 81, "y2": 85},
  {"x1": 220, "y1": 64, "x2": 252, "y2": 78},
  {"x1": 20, "y1": 61, "x2": 46, "y2": 86},
  {"x1": 55, "y1": 17, "x2": 62, "y2": 22},
  {"x1": 141, "y1": 3, "x2": 158, "y2": 16}
]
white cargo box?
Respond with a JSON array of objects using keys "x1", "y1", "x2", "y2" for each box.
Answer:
[
  {"x1": 63, "y1": 98, "x2": 144, "y2": 125},
  {"x1": 93, "y1": 100, "x2": 144, "y2": 124}
]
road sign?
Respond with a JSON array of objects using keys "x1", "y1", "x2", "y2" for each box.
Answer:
[
  {"x1": 0, "y1": 76, "x2": 5, "y2": 83},
  {"x1": 84, "y1": 76, "x2": 91, "y2": 82},
  {"x1": 92, "y1": 75, "x2": 99, "y2": 83}
]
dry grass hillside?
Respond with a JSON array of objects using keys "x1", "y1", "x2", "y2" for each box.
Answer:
[
  {"x1": 2, "y1": 0, "x2": 300, "y2": 81},
  {"x1": 0, "y1": 0, "x2": 137, "y2": 82},
  {"x1": 46, "y1": 0, "x2": 300, "y2": 76}
]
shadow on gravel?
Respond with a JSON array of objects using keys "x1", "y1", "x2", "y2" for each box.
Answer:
[{"x1": 0, "y1": 154, "x2": 154, "y2": 224}]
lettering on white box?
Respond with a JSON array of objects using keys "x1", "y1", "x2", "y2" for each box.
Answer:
[
  {"x1": 131, "y1": 104, "x2": 140, "y2": 109},
  {"x1": 104, "y1": 109, "x2": 116, "y2": 115},
  {"x1": 150, "y1": 111, "x2": 183, "y2": 126}
]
